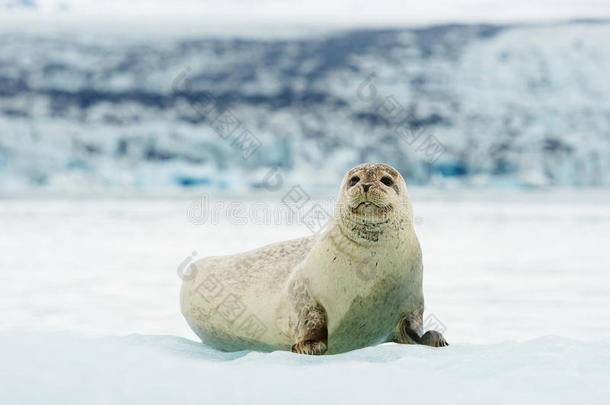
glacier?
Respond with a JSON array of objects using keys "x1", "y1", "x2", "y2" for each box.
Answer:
[{"x1": 1, "y1": 21, "x2": 610, "y2": 193}]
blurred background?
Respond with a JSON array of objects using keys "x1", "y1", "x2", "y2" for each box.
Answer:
[{"x1": 2, "y1": 0, "x2": 610, "y2": 193}]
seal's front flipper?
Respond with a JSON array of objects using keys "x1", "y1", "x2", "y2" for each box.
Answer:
[
  {"x1": 292, "y1": 339, "x2": 327, "y2": 355},
  {"x1": 285, "y1": 276, "x2": 328, "y2": 355},
  {"x1": 392, "y1": 315, "x2": 449, "y2": 347},
  {"x1": 419, "y1": 330, "x2": 448, "y2": 347},
  {"x1": 290, "y1": 304, "x2": 328, "y2": 355}
]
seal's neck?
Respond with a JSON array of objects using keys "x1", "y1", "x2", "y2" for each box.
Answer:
[{"x1": 334, "y1": 209, "x2": 413, "y2": 248}]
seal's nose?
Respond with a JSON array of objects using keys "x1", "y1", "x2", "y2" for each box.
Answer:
[{"x1": 362, "y1": 184, "x2": 371, "y2": 193}]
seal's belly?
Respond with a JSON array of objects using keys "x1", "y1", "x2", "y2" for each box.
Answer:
[
  {"x1": 325, "y1": 276, "x2": 406, "y2": 354},
  {"x1": 327, "y1": 306, "x2": 398, "y2": 354}
]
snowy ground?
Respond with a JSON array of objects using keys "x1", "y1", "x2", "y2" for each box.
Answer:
[
  {"x1": 1, "y1": 189, "x2": 610, "y2": 403},
  {"x1": 2, "y1": 332, "x2": 609, "y2": 404}
]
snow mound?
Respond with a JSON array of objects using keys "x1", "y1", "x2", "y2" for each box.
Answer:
[{"x1": 1, "y1": 330, "x2": 608, "y2": 404}]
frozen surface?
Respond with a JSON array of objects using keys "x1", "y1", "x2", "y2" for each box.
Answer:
[
  {"x1": 1, "y1": 190, "x2": 610, "y2": 403},
  {"x1": 1, "y1": 331, "x2": 609, "y2": 405}
]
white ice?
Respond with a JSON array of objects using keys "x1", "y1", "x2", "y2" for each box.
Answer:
[
  {"x1": 1, "y1": 189, "x2": 609, "y2": 403},
  {"x1": 1, "y1": 331, "x2": 609, "y2": 404}
]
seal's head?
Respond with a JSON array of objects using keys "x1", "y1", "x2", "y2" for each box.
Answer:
[{"x1": 335, "y1": 163, "x2": 413, "y2": 242}]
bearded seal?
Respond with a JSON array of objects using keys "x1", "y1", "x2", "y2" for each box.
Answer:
[{"x1": 180, "y1": 163, "x2": 448, "y2": 355}]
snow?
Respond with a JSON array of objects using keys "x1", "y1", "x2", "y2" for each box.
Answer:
[
  {"x1": 1, "y1": 331, "x2": 609, "y2": 405},
  {"x1": 1, "y1": 190, "x2": 609, "y2": 402}
]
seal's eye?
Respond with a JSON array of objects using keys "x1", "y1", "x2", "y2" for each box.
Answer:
[
  {"x1": 380, "y1": 176, "x2": 394, "y2": 186},
  {"x1": 348, "y1": 176, "x2": 360, "y2": 187}
]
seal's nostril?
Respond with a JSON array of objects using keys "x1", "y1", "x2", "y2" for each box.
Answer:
[{"x1": 362, "y1": 184, "x2": 371, "y2": 193}]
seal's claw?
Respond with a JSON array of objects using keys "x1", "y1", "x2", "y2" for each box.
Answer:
[
  {"x1": 291, "y1": 340, "x2": 327, "y2": 355},
  {"x1": 420, "y1": 330, "x2": 448, "y2": 348}
]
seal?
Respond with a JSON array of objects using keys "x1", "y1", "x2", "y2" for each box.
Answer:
[{"x1": 180, "y1": 163, "x2": 448, "y2": 354}]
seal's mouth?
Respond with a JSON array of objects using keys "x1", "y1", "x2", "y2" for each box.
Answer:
[
  {"x1": 349, "y1": 200, "x2": 392, "y2": 214},
  {"x1": 353, "y1": 201, "x2": 380, "y2": 209}
]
